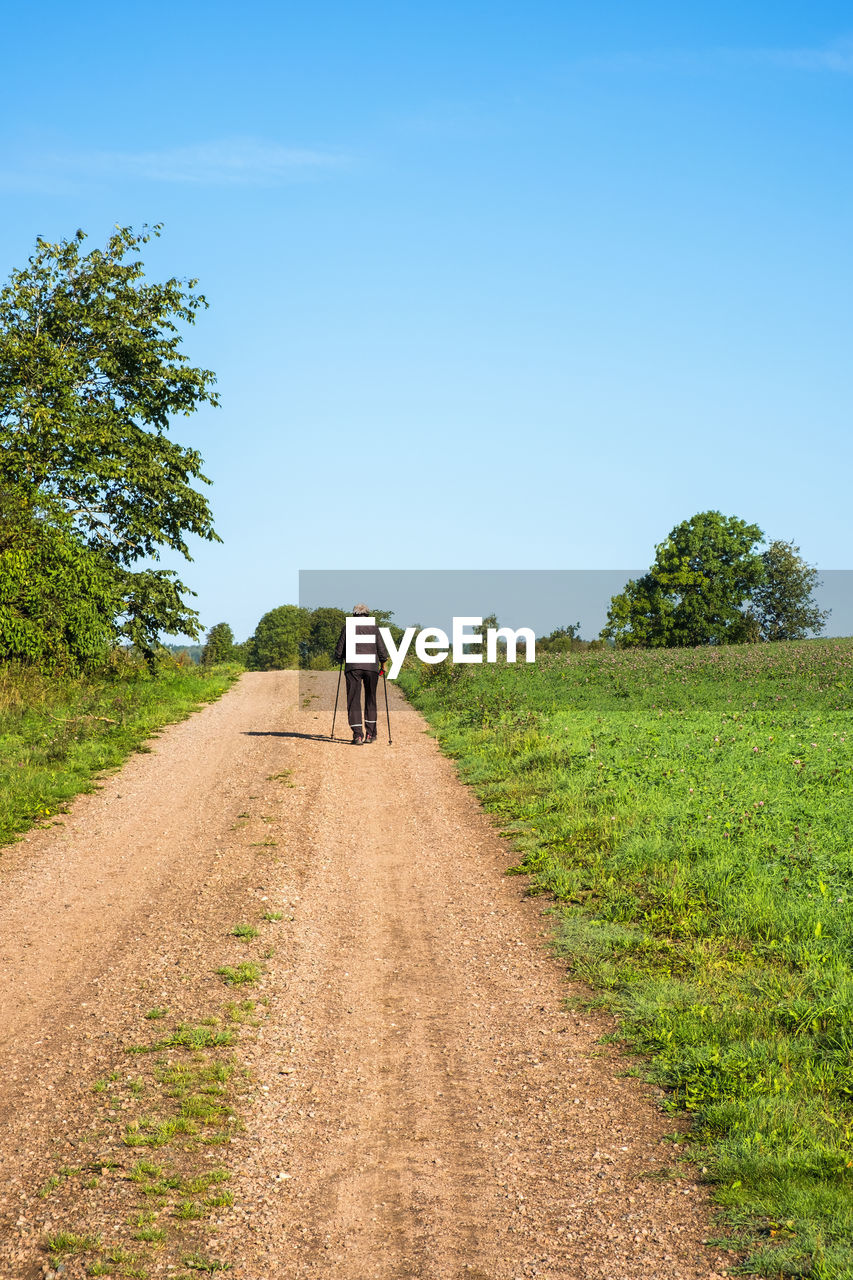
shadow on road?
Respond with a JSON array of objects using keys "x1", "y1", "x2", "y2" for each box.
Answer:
[{"x1": 243, "y1": 731, "x2": 353, "y2": 744}]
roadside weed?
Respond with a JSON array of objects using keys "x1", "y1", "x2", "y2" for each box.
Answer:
[
  {"x1": 216, "y1": 963, "x2": 261, "y2": 986},
  {"x1": 205, "y1": 1190, "x2": 234, "y2": 1208},
  {"x1": 181, "y1": 1252, "x2": 231, "y2": 1272},
  {"x1": 132, "y1": 1222, "x2": 166, "y2": 1244},
  {"x1": 46, "y1": 1228, "x2": 101, "y2": 1255},
  {"x1": 224, "y1": 999, "x2": 257, "y2": 1023},
  {"x1": 230, "y1": 923, "x2": 258, "y2": 940},
  {"x1": 175, "y1": 1199, "x2": 206, "y2": 1220},
  {"x1": 127, "y1": 1023, "x2": 236, "y2": 1053}
]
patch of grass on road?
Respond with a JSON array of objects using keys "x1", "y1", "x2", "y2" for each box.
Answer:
[
  {"x1": 401, "y1": 639, "x2": 853, "y2": 1279},
  {"x1": 45, "y1": 1228, "x2": 102, "y2": 1256},
  {"x1": 39, "y1": 998, "x2": 252, "y2": 1275},
  {"x1": 217, "y1": 962, "x2": 261, "y2": 987},
  {"x1": 0, "y1": 659, "x2": 241, "y2": 848},
  {"x1": 230, "y1": 923, "x2": 258, "y2": 940},
  {"x1": 127, "y1": 1023, "x2": 236, "y2": 1054}
]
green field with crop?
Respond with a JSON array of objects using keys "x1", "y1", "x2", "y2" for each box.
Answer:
[{"x1": 401, "y1": 639, "x2": 853, "y2": 1279}]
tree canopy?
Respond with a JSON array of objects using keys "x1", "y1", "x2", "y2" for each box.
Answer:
[
  {"x1": 304, "y1": 606, "x2": 347, "y2": 666},
  {"x1": 748, "y1": 540, "x2": 829, "y2": 642},
  {"x1": 0, "y1": 485, "x2": 118, "y2": 669},
  {"x1": 0, "y1": 225, "x2": 219, "y2": 662},
  {"x1": 603, "y1": 513, "x2": 828, "y2": 648},
  {"x1": 202, "y1": 622, "x2": 236, "y2": 665},
  {"x1": 251, "y1": 605, "x2": 311, "y2": 671},
  {"x1": 236, "y1": 604, "x2": 405, "y2": 670}
]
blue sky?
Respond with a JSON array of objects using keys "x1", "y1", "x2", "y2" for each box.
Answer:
[{"x1": 2, "y1": 2, "x2": 851, "y2": 640}]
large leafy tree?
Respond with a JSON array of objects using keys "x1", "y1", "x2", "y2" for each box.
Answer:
[
  {"x1": 0, "y1": 225, "x2": 220, "y2": 656},
  {"x1": 0, "y1": 485, "x2": 119, "y2": 669},
  {"x1": 251, "y1": 605, "x2": 311, "y2": 670},
  {"x1": 747, "y1": 540, "x2": 829, "y2": 641},
  {"x1": 603, "y1": 511, "x2": 765, "y2": 647}
]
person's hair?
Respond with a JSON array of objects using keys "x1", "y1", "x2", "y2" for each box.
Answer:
[{"x1": 352, "y1": 603, "x2": 370, "y2": 616}]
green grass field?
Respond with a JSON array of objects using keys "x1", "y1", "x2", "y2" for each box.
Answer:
[
  {"x1": 401, "y1": 639, "x2": 853, "y2": 1279},
  {"x1": 0, "y1": 659, "x2": 241, "y2": 847}
]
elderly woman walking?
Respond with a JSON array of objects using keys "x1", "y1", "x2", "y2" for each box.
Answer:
[{"x1": 333, "y1": 604, "x2": 390, "y2": 744}]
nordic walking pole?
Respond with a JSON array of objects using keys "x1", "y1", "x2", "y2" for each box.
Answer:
[
  {"x1": 330, "y1": 661, "x2": 344, "y2": 739},
  {"x1": 382, "y1": 667, "x2": 392, "y2": 744}
]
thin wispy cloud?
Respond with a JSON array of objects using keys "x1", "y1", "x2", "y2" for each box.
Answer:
[
  {"x1": 0, "y1": 136, "x2": 350, "y2": 193},
  {"x1": 751, "y1": 38, "x2": 853, "y2": 74},
  {"x1": 81, "y1": 137, "x2": 350, "y2": 184},
  {"x1": 584, "y1": 36, "x2": 853, "y2": 77}
]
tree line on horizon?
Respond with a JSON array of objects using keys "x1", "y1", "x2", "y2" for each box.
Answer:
[
  {"x1": 202, "y1": 515, "x2": 828, "y2": 669},
  {"x1": 200, "y1": 607, "x2": 403, "y2": 670}
]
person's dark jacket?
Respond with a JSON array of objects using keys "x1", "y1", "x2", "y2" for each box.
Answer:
[{"x1": 333, "y1": 620, "x2": 390, "y2": 672}]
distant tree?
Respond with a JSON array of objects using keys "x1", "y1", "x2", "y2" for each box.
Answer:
[
  {"x1": 202, "y1": 622, "x2": 235, "y2": 665},
  {"x1": 303, "y1": 605, "x2": 407, "y2": 666},
  {"x1": 537, "y1": 624, "x2": 606, "y2": 655},
  {"x1": 372, "y1": 608, "x2": 405, "y2": 647},
  {"x1": 603, "y1": 511, "x2": 765, "y2": 647},
  {"x1": 251, "y1": 605, "x2": 311, "y2": 670},
  {"x1": 537, "y1": 622, "x2": 582, "y2": 653},
  {"x1": 165, "y1": 643, "x2": 203, "y2": 664},
  {"x1": 0, "y1": 225, "x2": 220, "y2": 660},
  {"x1": 232, "y1": 637, "x2": 257, "y2": 668},
  {"x1": 475, "y1": 612, "x2": 501, "y2": 652},
  {"x1": 746, "y1": 540, "x2": 829, "y2": 641},
  {"x1": 304, "y1": 606, "x2": 347, "y2": 667}
]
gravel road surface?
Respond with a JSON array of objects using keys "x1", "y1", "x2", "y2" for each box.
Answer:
[{"x1": 0, "y1": 672, "x2": 732, "y2": 1279}]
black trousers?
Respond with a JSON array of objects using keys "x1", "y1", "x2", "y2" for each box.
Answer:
[{"x1": 345, "y1": 668, "x2": 379, "y2": 734}]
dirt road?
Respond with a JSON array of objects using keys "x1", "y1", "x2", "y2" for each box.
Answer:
[{"x1": 0, "y1": 672, "x2": 730, "y2": 1279}]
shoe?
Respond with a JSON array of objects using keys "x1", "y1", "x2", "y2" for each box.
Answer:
[
  {"x1": 352, "y1": 732, "x2": 364, "y2": 745},
  {"x1": 364, "y1": 732, "x2": 377, "y2": 743}
]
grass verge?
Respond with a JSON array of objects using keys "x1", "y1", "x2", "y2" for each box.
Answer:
[
  {"x1": 401, "y1": 639, "x2": 853, "y2": 1279},
  {"x1": 0, "y1": 659, "x2": 242, "y2": 847}
]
